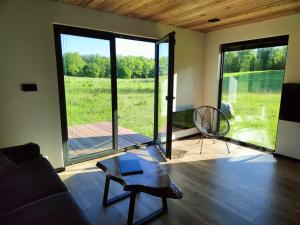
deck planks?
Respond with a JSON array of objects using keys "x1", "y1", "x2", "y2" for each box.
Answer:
[{"x1": 68, "y1": 122, "x2": 152, "y2": 159}]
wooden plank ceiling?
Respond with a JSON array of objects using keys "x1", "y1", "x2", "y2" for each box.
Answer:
[{"x1": 61, "y1": 0, "x2": 300, "y2": 32}]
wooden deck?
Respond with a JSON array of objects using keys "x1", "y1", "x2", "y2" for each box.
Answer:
[{"x1": 67, "y1": 122, "x2": 151, "y2": 159}]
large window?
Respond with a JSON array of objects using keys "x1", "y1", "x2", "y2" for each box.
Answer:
[{"x1": 219, "y1": 36, "x2": 288, "y2": 150}]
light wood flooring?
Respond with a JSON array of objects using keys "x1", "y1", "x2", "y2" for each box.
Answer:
[{"x1": 59, "y1": 135, "x2": 300, "y2": 225}]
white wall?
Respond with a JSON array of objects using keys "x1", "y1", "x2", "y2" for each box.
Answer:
[
  {"x1": 0, "y1": 0, "x2": 204, "y2": 168},
  {"x1": 202, "y1": 14, "x2": 300, "y2": 158},
  {"x1": 276, "y1": 120, "x2": 300, "y2": 159}
]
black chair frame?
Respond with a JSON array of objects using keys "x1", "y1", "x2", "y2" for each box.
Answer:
[{"x1": 193, "y1": 106, "x2": 230, "y2": 154}]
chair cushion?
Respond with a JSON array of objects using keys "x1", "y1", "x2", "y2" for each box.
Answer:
[
  {"x1": 0, "y1": 155, "x2": 18, "y2": 178},
  {"x1": 0, "y1": 157, "x2": 67, "y2": 215},
  {"x1": 0, "y1": 192, "x2": 90, "y2": 225}
]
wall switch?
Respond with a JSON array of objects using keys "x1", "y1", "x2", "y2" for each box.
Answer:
[{"x1": 21, "y1": 83, "x2": 37, "y2": 92}]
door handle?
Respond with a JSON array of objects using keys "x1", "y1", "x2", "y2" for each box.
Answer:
[{"x1": 165, "y1": 96, "x2": 175, "y2": 100}]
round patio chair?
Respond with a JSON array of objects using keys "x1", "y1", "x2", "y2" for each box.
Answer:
[{"x1": 193, "y1": 106, "x2": 230, "y2": 154}]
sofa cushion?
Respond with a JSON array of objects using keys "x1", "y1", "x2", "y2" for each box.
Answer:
[
  {"x1": 0, "y1": 155, "x2": 18, "y2": 177},
  {"x1": 0, "y1": 192, "x2": 90, "y2": 225},
  {"x1": 0, "y1": 157, "x2": 67, "y2": 215},
  {"x1": 0, "y1": 143, "x2": 41, "y2": 164}
]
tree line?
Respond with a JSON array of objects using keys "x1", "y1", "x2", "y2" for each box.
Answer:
[
  {"x1": 224, "y1": 46, "x2": 287, "y2": 73},
  {"x1": 63, "y1": 52, "x2": 167, "y2": 79}
]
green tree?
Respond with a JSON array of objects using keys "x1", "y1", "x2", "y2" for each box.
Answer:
[
  {"x1": 224, "y1": 47, "x2": 288, "y2": 73},
  {"x1": 238, "y1": 50, "x2": 256, "y2": 72},
  {"x1": 256, "y1": 48, "x2": 272, "y2": 70},
  {"x1": 142, "y1": 58, "x2": 155, "y2": 78},
  {"x1": 63, "y1": 52, "x2": 86, "y2": 76},
  {"x1": 249, "y1": 55, "x2": 256, "y2": 71},
  {"x1": 224, "y1": 51, "x2": 240, "y2": 72},
  {"x1": 117, "y1": 56, "x2": 132, "y2": 78},
  {"x1": 159, "y1": 57, "x2": 168, "y2": 76},
  {"x1": 270, "y1": 46, "x2": 287, "y2": 70},
  {"x1": 82, "y1": 62, "x2": 100, "y2": 77},
  {"x1": 231, "y1": 55, "x2": 240, "y2": 72},
  {"x1": 64, "y1": 52, "x2": 157, "y2": 79},
  {"x1": 132, "y1": 57, "x2": 144, "y2": 78},
  {"x1": 82, "y1": 54, "x2": 110, "y2": 77}
]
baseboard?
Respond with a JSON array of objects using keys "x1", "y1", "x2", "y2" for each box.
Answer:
[
  {"x1": 173, "y1": 128, "x2": 199, "y2": 140},
  {"x1": 273, "y1": 153, "x2": 300, "y2": 162},
  {"x1": 55, "y1": 167, "x2": 65, "y2": 173}
]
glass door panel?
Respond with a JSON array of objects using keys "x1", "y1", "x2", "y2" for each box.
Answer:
[
  {"x1": 60, "y1": 34, "x2": 114, "y2": 160},
  {"x1": 116, "y1": 38, "x2": 155, "y2": 148},
  {"x1": 157, "y1": 42, "x2": 169, "y2": 146},
  {"x1": 155, "y1": 32, "x2": 175, "y2": 159}
]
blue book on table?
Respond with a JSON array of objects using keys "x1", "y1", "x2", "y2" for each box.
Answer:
[{"x1": 120, "y1": 158, "x2": 143, "y2": 176}]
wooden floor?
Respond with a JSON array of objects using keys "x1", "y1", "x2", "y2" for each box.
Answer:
[
  {"x1": 68, "y1": 122, "x2": 151, "y2": 158},
  {"x1": 59, "y1": 135, "x2": 300, "y2": 225}
]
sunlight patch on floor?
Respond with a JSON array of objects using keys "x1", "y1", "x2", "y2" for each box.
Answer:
[{"x1": 168, "y1": 137, "x2": 269, "y2": 164}]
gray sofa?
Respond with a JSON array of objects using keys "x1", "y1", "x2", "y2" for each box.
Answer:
[{"x1": 0, "y1": 143, "x2": 90, "y2": 225}]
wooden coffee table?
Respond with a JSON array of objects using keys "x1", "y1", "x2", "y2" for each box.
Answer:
[{"x1": 96, "y1": 151, "x2": 183, "y2": 225}]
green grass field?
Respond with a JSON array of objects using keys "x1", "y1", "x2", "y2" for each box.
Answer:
[
  {"x1": 64, "y1": 76, "x2": 155, "y2": 138},
  {"x1": 222, "y1": 70, "x2": 284, "y2": 149},
  {"x1": 65, "y1": 70, "x2": 284, "y2": 149}
]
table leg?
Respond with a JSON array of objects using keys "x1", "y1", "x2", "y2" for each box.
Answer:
[
  {"x1": 127, "y1": 191, "x2": 137, "y2": 225},
  {"x1": 103, "y1": 174, "x2": 131, "y2": 206},
  {"x1": 127, "y1": 195, "x2": 168, "y2": 225},
  {"x1": 103, "y1": 175, "x2": 110, "y2": 206},
  {"x1": 162, "y1": 197, "x2": 168, "y2": 211}
]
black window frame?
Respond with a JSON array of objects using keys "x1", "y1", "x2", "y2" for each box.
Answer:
[{"x1": 154, "y1": 31, "x2": 176, "y2": 159}]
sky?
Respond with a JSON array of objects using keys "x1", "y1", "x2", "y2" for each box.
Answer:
[
  {"x1": 61, "y1": 34, "x2": 156, "y2": 58},
  {"x1": 116, "y1": 38, "x2": 155, "y2": 58}
]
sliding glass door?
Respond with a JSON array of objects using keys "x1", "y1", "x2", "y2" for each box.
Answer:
[
  {"x1": 54, "y1": 25, "x2": 118, "y2": 164},
  {"x1": 219, "y1": 36, "x2": 288, "y2": 150},
  {"x1": 155, "y1": 32, "x2": 176, "y2": 159},
  {"x1": 60, "y1": 34, "x2": 114, "y2": 160}
]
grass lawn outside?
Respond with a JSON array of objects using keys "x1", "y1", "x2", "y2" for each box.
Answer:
[
  {"x1": 117, "y1": 78, "x2": 155, "y2": 138},
  {"x1": 222, "y1": 70, "x2": 284, "y2": 149},
  {"x1": 64, "y1": 69, "x2": 284, "y2": 150},
  {"x1": 64, "y1": 76, "x2": 155, "y2": 138}
]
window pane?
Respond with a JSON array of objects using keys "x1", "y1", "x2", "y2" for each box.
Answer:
[
  {"x1": 61, "y1": 34, "x2": 113, "y2": 159},
  {"x1": 158, "y1": 42, "x2": 169, "y2": 145},
  {"x1": 116, "y1": 38, "x2": 155, "y2": 148},
  {"x1": 221, "y1": 46, "x2": 287, "y2": 149}
]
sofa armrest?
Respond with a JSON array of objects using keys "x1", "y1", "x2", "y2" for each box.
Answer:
[{"x1": 0, "y1": 143, "x2": 41, "y2": 164}]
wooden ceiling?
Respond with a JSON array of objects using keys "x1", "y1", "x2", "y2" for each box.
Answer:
[{"x1": 61, "y1": 0, "x2": 300, "y2": 32}]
